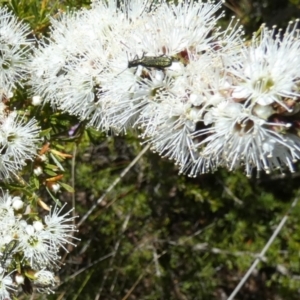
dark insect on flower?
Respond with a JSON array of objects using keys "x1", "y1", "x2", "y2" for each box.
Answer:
[
  {"x1": 128, "y1": 54, "x2": 173, "y2": 69},
  {"x1": 1, "y1": 239, "x2": 19, "y2": 267},
  {"x1": 22, "y1": 276, "x2": 33, "y2": 295}
]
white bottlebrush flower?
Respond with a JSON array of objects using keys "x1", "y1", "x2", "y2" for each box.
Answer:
[
  {"x1": 0, "y1": 6, "x2": 32, "y2": 99},
  {"x1": 0, "y1": 268, "x2": 16, "y2": 300},
  {"x1": 139, "y1": 51, "x2": 231, "y2": 174},
  {"x1": 0, "y1": 191, "x2": 21, "y2": 250},
  {"x1": 91, "y1": 0, "x2": 152, "y2": 26},
  {"x1": 29, "y1": 42, "x2": 70, "y2": 107},
  {"x1": 104, "y1": 0, "x2": 228, "y2": 133},
  {"x1": 0, "y1": 190, "x2": 79, "y2": 285},
  {"x1": 192, "y1": 101, "x2": 300, "y2": 176},
  {"x1": 131, "y1": 0, "x2": 225, "y2": 56},
  {"x1": 0, "y1": 190, "x2": 15, "y2": 219},
  {"x1": 42, "y1": 204, "x2": 78, "y2": 251},
  {"x1": 17, "y1": 224, "x2": 58, "y2": 268},
  {"x1": 0, "y1": 111, "x2": 40, "y2": 179},
  {"x1": 139, "y1": 91, "x2": 199, "y2": 168},
  {"x1": 55, "y1": 40, "x2": 117, "y2": 131},
  {"x1": 33, "y1": 269, "x2": 59, "y2": 294},
  {"x1": 29, "y1": 11, "x2": 86, "y2": 107},
  {"x1": 103, "y1": 68, "x2": 174, "y2": 133},
  {"x1": 229, "y1": 21, "x2": 300, "y2": 110},
  {"x1": 30, "y1": 0, "x2": 142, "y2": 131}
]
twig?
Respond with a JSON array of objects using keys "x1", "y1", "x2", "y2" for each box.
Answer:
[
  {"x1": 56, "y1": 291, "x2": 66, "y2": 300},
  {"x1": 217, "y1": 178, "x2": 243, "y2": 205},
  {"x1": 121, "y1": 250, "x2": 168, "y2": 300},
  {"x1": 193, "y1": 243, "x2": 267, "y2": 260},
  {"x1": 121, "y1": 224, "x2": 215, "y2": 299},
  {"x1": 227, "y1": 196, "x2": 300, "y2": 300},
  {"x1": 71, "y1": 144, "x2": 77, "y2": 218},
  {"x1": 61, "y1": 252, "x2": 114, "y2": 283},
  {"x1": 153, "y1": 247, "x2": 161, "y2": 277},
  {"x1": 78, "y1": 144, "x2": 150, "y2": 227},
  {"x1": 94, "y1": 213, "x2": 131, "y2": 300},
  {"x1": 60, "y1": 144, "x2": 78, "y2": 266},
  {"x1": 165, "y1": 223, "x2": 216, "y2": 246}
]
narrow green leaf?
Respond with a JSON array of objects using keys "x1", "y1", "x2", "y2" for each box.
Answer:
[{"x1": 60, "y1": 182, "x2": 75, "y2": 193}]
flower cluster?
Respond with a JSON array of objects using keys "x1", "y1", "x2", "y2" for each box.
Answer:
[
  {"x1": 0, "y1": 190, "x2": 78, "y2": 298},
  {"x1": 29, "y1": 0, "x2": 300, "y2": 177},
  {"x1": 0, "y1": 7, "x2": 40, "y2": 180},
  {"x1": 0, "y1": 7, "x2": 32, "y2": 100},
  {"x1": 0, "y1": 108, "x2": 41, "y2": 179}
]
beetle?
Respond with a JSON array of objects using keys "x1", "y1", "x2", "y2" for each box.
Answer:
[
  {"x1": 1, "y1": 239, "x2": 19, "y2": 267},
  {"x1": 115, "y1": 53, "x2": 174, "y2": 78},
  {"x1": 128, "y1": 54, "x2": 173, "y2": 69}
]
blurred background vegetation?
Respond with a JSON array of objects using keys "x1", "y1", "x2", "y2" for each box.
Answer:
[{"x1": 2, "y1": 0, "x2": 300, "y2": 299}]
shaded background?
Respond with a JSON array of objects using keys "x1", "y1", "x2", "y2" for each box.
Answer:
[{"x1": 3, "y1": 0, "x2": 300, "y2": 299}]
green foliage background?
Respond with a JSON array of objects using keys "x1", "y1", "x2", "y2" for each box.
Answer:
[{"x1": 2, "y1": 0, "x2": 300, "y2": 299}]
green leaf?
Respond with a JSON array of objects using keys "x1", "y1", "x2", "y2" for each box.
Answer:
[
  {"x1": 60, "y1": 182, "x2": 75, "y2": 193},
  {"x1": 32, "y1": 177, "x2": 39, "y2": 189},
  {"x1": 40, "y1": 128, "x2": 52, "y2": 137},
  {"x1": 46, "y1": 187, "x2": 62, "y2": 206},
  {"x1": 44, "y1": 169, "x2": 58, "y2": 176}
]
